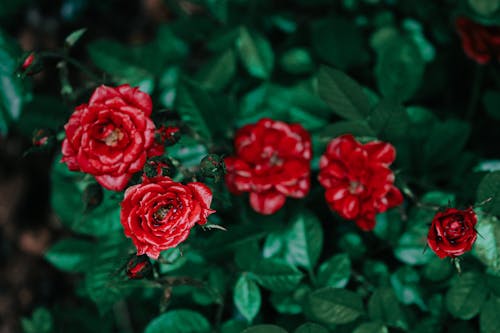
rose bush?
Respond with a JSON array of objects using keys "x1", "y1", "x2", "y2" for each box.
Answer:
[
  {"x1": 427, "y1": 207, "x2": 478, "y2": 258},
  {"x1": 318, "y1": 134, "x2": 403, "y2": 231},
  {"x1": 224, "y1": 118, "x2": 311, "y2": 215},
  {"x1": 62, "y1": 84, "x2": 162, "y2": 191},
  {"x1": 6, "y1": 1, "x2": 500, "y2": 332},
  {"x1": 120, "y1": 175, "x2": 215, "y2": 259}
]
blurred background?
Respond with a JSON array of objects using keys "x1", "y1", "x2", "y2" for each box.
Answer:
[{"x1": 0, "y1": 1, "x2": 171, "y2": 331}]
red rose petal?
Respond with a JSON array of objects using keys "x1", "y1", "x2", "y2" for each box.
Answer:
[{"x1": 249, "y1": 191, "x2": 286, "y2": 215}]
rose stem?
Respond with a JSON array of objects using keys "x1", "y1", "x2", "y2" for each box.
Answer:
[
  {"x1": 465, "y1": 64, "x2": 484, "y2": 122},
  {"x1": 113, "y1": 300, "x2": 134, "y2": 333},
  {"x1": 37, "y1": 51, "x2": 104, "y2": 83}
]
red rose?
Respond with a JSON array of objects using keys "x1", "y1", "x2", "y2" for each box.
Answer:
[
  {"x1": 120, "y1": 176, "x2": 215, "y2": 259},
  {"x1": 62, "y1": 84, "x2": 163, "y2": 191},
  {"x1": 456, "y1": 16, "x2": 500, "y2": 64},
  {"x1": 427, "y1": 207, "x2": 477, "y2": 259},
  {"x1": 318, "y1": 134, "x2": 403, "y2": 231},
  {"x1": 224, "y1": 118, "x2": 311, "y2": 215}
]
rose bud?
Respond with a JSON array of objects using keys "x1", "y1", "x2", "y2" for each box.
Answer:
[
  {"x1": 18, "y1": 52, "x2": 43, "y2": 77},
  {"x1": 22, "y1": 53, "x2": 35, "y2": 70},
  {"x1": 120, "y1": 176, "x2": 215, "y2": 259},
  {"x1": 82, "y1": 182, "x2": 103, "y2": 210},
  {"x1": 126, "y1": 255, "x2": 152, "y2": 279},
  {"x1": 318, "y1": 134, "x2": 403, "y2": 231},
  {"x1": 200, "y1": 154, "x2": 225, "y2": 182},
  {"x1": 62, "y1": 84, "x2": 163, "y2": 191},
  {"x1": 156, "y1": 126, "x2": 181, "y2": 147},
  {"x1": 32, "y1": 128, "x2": 55, "y2": 149},
  {"x1": 455, "y1": 16, "x2": 500, "y2": 64},
  {"x1": 224, "y1": 118, "x2": 312, "y2": 215},
  {"x1": 427, "y1": 207, "x2": 478, "y2": 259},
  {"x1": 144, "y1": 157, "x2": 176, "y2": 178}
]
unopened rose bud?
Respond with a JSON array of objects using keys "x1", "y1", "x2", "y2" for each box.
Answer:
[
  {"x1": 155, "y1": 126, "x2": 181, "y2": 147},
  {"x1": 144, "y1": 157, "x2": 176, "y2": 178},
  {"x1": 32, "y1": 128, "x2": 54, "y2": 148},
  {"x1": 126, "y1": 255, "x2": 152, "y2": 279},
  {"x1": 200, "y1": 154, "x2": 225, "y2": 182},
  {"x1": 18, "y1": 52, "x2": 42, "y2": 77},
  {"x1": 82, "y1": 183, "x2": 103, "y2": 210},
  {"x1": 22, "y1": 53, "x2": 35, "y2": 70}
]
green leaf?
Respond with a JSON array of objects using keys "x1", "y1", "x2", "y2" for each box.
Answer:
[
  {"x1": 480, "y1": 296, "x2": 500, "y2": 333},
  {"x1": 45, "y1": 239, "x2": 93, "y2": 272},
  {"x1": 305, "y1": 287, "x2": 364, "y2": 325},
  {"x1": 311, "y1": 17, "x2": 369, "y2": 70},
  {"x1": 237, "y1": 27, "x2": 274, "y2": 79},
  {"x1": 16, "y1": 95, "x2": 68, "y2": 137},
  {"x1": 175, "y1": 79, "x2": 235, "y2": 144},
  {"x1": 473, "y1": 214, "x2": 500, "y2": 273},
  {"x1": 317, "y1": 66, "x2": 371, "y2": 120},
  {"x1": 285, "y1": 210, "x2": 323, "y2": 270},
  {"x1": 221, "y1": 320, "x2": 248, "y2": 333},
  {"x1": 144, "y1": 309, "x2": 211, "y2": 333},
  {"x1": 0, "y1": 29, "x2": 29, "y2": 132},
  {"x1": 87, "y1": 39, "x2": 153, "y2": 87},
  {"x1": 410, "y1": 317, "x2": 442, "y2": 333},
  {"x1": 155, "y1": 25, "x2": 189, "y2": 63},
  {"x1": 205, "y1": 0, "x2": 229, "y2": 23},
  {"x1": 423, "y1": 119, "x2": 470, "y2": 166},
  {"x1": 423, "y1": 256, "x2": 453, "y2": 282},
  {"x1": 368, "y1": 287, "x2": 408, "y2": 330},
  {"x1": 234, "y1": 274, "x2": 262, "y2": 323},
  {"x1": 477, "y1": 171, "x2": 500, "y2": 216},
  {"x1": 469, "y1": 0, "x2": 500, "y2": 16},
  {"x1": 196, "y1": 224, "x2": 266, "y2": 259},
  {"x1": 368, "y1": 99, "x2": 410, "y2": 140},
  {"x1": 394, "y1": 193, "x2": 448, "y2": 266},
  {"x1": 317, "y1": 253, "x2": 351, "y2": 288},
  {"x1": 482, "y1": 90, "x2": 500, "y2": 121},
  {"x1": 353, "y1": 322, "x2": 388, "y2": 333},
  {"x1": 238, "y1": 83, "x2": 329, "y2": 131},
  {"x1": 280, "y1": 48, "x2": 314, "y2": 75},
  {"x1": 250, "y1": 258, "x2": 304, "y2": 292},
  {"x1": 375, "y1": 35, "x2": 425, "y2": 102},
  {"x1": 394, "y1": 227, "x2": 433, "y2": 266},
  {"x1": 83, "y1": 234, "x2": 132, "y2": 314},
  {"x1": 21, "y1": 307, "x2": 53, "y2": 333},
  {"x1": 294, "y1": 322, "x2": 329, "y2": 333},
  {"x1": 242, "y1": 325, "x2": 288, "y2": 333},
  {"x1": 445, "y1": 272, "x2": 489, "y2": 320},
  {"x1": 51, "y1": 158, "x2": 122, "y2": 236},
  {"x1": 390, "y1": 267, "x2": 427, "y2": 311},
  {"x1": 0, "y1": 68, "x2": 27, "y2": 122},
  {"x1": 270, "y1": 285, "x2": 310, "y2": 315},
  {"x1": 339, "y1": 232, "x2": 367, "y2": 260},
  {"x1": 65, "y1": 28, "x2": 87, "y2": 48},
  {"x1": 316, "y1": 120, "x2": 375, "y2": 144},
  {"x1": 195, "y1": 48, "x2": 236, "y2": 91}
]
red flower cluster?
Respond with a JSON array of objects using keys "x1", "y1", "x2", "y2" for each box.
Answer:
[
  {"x1": 224, "y1": 118, "x2": 311, "y2": 215},
  {"x1": 120, "y1": 176, "x2": 215, "y2": 259},
  {"x1": 427, "y1": 207, "x2": 477, "y2": 258},
  {"x1": 62, "y1": 84, "x2": 163, "y2": 191},
  {"x1": 456, "y1": 16, "x2": 500, "y2": 64},
  {"x1": 318, "y1": 135, "x2": 403, "y2": 231}
]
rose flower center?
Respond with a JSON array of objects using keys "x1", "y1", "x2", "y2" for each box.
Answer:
[
  {"x1": 153, "y1": 204, "x2": 174, "y2": 223},
  {"x1": 104, "y1": 128, "x2": 124, "y2": 147},
  {"x1": 444, "y1": 215, "x2": 466, "y2": 240},
  {"x1": 349, "y1": 180, "x2": 364, "y2": 194}
]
